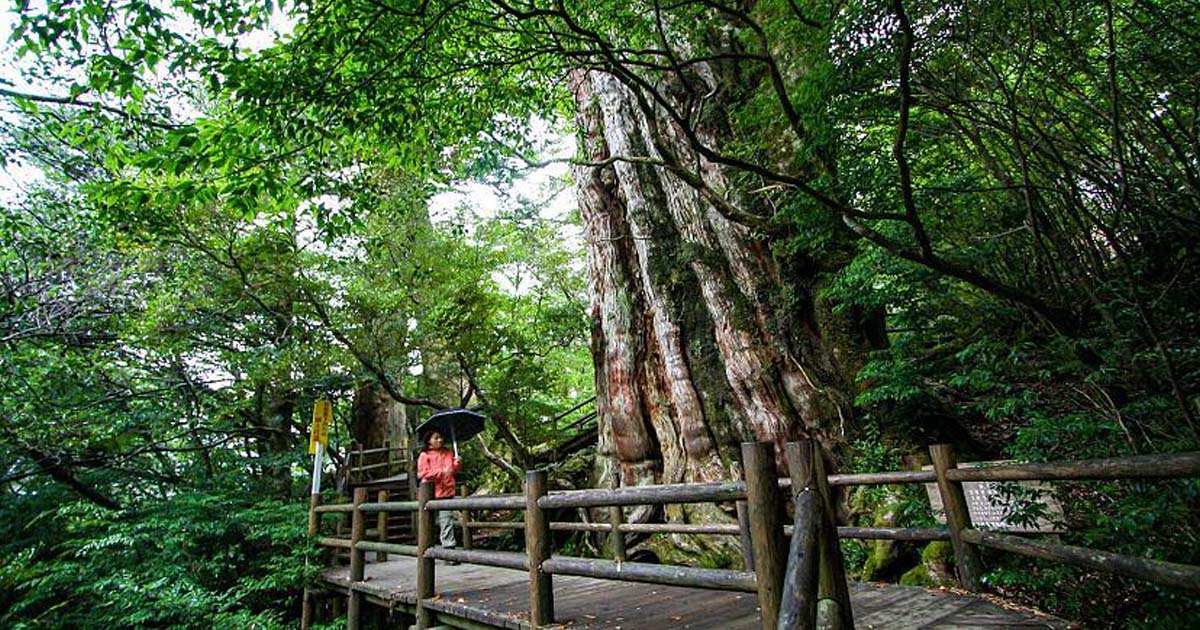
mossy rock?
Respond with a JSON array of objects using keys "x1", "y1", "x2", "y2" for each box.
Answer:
[
  {"x1": 859, "y1": 498, "x2": 902, "y2": 580},
  {"x1": 900, "y1": 541, "x2": 955, "y2": 587},
  {"x1": 642, "y1": 533, "x2": 740, "y2": 568},
  {"x1": 896, "y1": 542, "x2": 956, "y2": 587},
  {"x1": 922, "y1": 541, "x2": 952, "y2": 564},
  {"x1": 899, "y1": 564, "x2": 938, "y2": 587},
  {"x1": 922, "y1": 541, "x2": 955, "y2": 584},
  {"x1": 638, "y1": 502, "x2": 742, "y2": 568}
]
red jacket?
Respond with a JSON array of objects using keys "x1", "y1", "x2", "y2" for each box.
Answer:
[{"x1": 417, "y1": 448, "x2": 461, "y2": 498}]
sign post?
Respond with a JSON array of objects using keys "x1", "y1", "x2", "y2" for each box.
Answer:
[
  {"x1": 309, "y1": 399, "x2": 332, "y2": 496},
  {"x1": 304, "y1": 398, "x2": 333, "y2": 627}
]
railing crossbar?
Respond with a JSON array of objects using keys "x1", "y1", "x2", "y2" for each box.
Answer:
[
  {"x1": 357, "y1": 501, "x2": 418, "y2": 513},
  {"x1": 541, "y1": 557, "x2": 757, "y2": 592},
  {"x1": 354, "y1": 541, "x2": 418, "y2": 557},
  {"x1": 313, "y1": 504, "x2": 355, "y2": 514},
  {"x1": 537, "y1": 480, "x2": 746, "y2": 509},
  {"x1": 429, "y1": 494, "x2": 525, "y2": 511},
  {"x1": 962, "y1": 528, "x2": 1200, "y2": 593},
  {"x1": 352, "y1": 446, "x2": 399, "y2": 456},
  {"x1": 946, "y1": 452, "x2": 1200, "y2": 482},
  {"x1": 348, "y1": 461, "x2": 393, "y2": 473},
  {"x1": 425, "y1": 547, "x2": 529, "y2": 570}
]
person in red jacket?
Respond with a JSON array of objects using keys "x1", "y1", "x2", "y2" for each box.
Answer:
[{"x1": 417, "y1": 430, "x2": 462, "y2": 550}]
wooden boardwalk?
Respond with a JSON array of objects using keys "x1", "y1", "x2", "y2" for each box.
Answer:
[{"x1": 320, "y1": 557, "x2": 1070, "y2": 629}]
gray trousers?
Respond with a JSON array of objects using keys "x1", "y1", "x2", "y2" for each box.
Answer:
[{"x1": 437, "y1": 509, "x2": 457, "y2": 548}]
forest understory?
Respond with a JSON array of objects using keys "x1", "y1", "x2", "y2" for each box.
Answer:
[{"x1": 2, "y1": 1, "x2": 1198, "y2": 628}]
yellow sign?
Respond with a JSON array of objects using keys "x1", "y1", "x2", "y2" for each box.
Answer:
[{"x1": 308, "y1": 399, "x2": 332, "y2": 454}]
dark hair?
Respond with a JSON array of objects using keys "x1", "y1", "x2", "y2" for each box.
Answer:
[{"x1": 422, "y1": 430, "x2": 444, "y2": 448}]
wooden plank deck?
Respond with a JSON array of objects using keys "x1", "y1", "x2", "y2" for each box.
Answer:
[{"x1": 320, "y1": 557, "x2": 1072, "y2": 629}]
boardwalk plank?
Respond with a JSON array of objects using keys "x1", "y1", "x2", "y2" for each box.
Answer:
[{"x1": 320, "y1": 557, "x2": 1071, "y2": 629}]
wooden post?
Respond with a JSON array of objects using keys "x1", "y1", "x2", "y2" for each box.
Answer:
[
  {"x1": 346, "y1": 487, "x2": 368, "y2": 630},
  {"x1": 777, "y1": 489, "x2": 820, "y2": 630},
  {"x1": 609, "y1": 505, "x2": 626, "y2": 561},
  {"x1": 742, "y1": 442, "x2": 787, "y2": 630},
  {"x1": 306, "y1": 435, "x2": 324, "y2": 627},
  {"x1": 385, "y1": 438, "x2": 394, "y2": 475},
  {"x1": 416, "y1": 480, "x2": 436, "y2": 629},
  {"x1": 525, "y1": 470, "x2": 555, "y2": 627},
  {"x1": 930, "y1": 444, "x2": 984, "y2": 591},
  {"x1": 301, "y1": 588, "x2": 315, "y2": 630},
  {"x1": 308, "y1": 493, "x2": 322, "y2": 537},
  {"x1": 460, "y1": 484, "x2": 474, "y2": 551},
  {"x1": 784, "y1": 441, "x2": 853, "y2": 630},
  {"x1": 352, "y1": 443, "x2": 362, "y2": 483},
  {"x1": 736, "y1": 500, "x2": 755, "y2": 572},
  {"x1": 408, "y1": 447, "x2": 420, "y2": 532},
  {"x1": 376, "y1": 490, "x2": 389, "y2": 561}
]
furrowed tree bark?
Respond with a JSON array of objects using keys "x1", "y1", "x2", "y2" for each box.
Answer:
[
  {"x1": 571, "y1": 67, "x2": 872, "y2": 519},
  {"x1": 352, "y1": 383, "x2": 405, "y2": 452}
]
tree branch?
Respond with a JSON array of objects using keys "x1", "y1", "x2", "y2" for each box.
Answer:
[
  {"x1": 0, "y1": 86, "x2": 177, "y2": 130},
  {"x1": 890, "y1": 0, "x2": 934, "y2": 259},
  {"x1": 474, "y1": 434, "x2": 523, "y2": 484}
]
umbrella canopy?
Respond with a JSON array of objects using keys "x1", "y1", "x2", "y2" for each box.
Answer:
[{"x1": 415, "y1": 408, "x2": 486, "y2": 444}]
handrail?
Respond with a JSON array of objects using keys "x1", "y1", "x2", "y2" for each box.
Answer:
[
  {"x1": 425, "y1": 547, "x2": 528, "y2": 570},
  {"x1": 306, "y1": 442, "x2": 1200, "y2": 630},
  {"x1": 550, "y1": 396, "x2": 596, "y2": 423},
  {"x1": 837, "y1": 527, "x2": 949, "y2": 541},
  {"x1": 351, "y1": 445, "x2": 403, "y2": 456},
  {"x1": 563, "y1": 410, "x2": 598, "y2": 431},
  {"x1": 961, "y1": 529, "x2": 1200, "y2": 593},
  {"x1": 313, "y1": 448, "x2": 1200, "y2": 521},
  {"x1": 548, "y1": 522, "x2": 610, "y2": 532},
  {"x1": 315, "y1": 536, "x2": 417, "y2": 554},
  {"x1": 459, "y1": 519, "x2": 949, "y2": 542},
  {"x1": 357, "y1": 500, "x2": 418, "y2": 513},
  {"x1": 541, "y1": 556, "x2": 757, "y2": 592},
  {"x1": 826, "y1": 470, "x2": 937, "y2": 486},
  {"x1": 945, "y1": 452, "x2": 1200, "y2": 482},
  {"x1": 354, "y1": 540, "x2": 418, "y2": 557},
  {"x1": 313, "y1": 503, "x2": 355, "y2": 514},
  {"x1": 463, "y1": 520, "x2": 524, "y2": 530},
  {"x1": 537, "y1": 480, "x2": 746, "y2": 509},
  {"x1": 428, "y1": 494, "x2": 525, "y2": 510},
  {"x1": 348, "y1": 461, "x2": 394, "y2": 473}
]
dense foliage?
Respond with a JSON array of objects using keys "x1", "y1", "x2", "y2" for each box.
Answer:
[
  {"x1": 0, "y1": 481, "x2": 318, "y2": 629},
  {"x1": 2, "y1": 0, "x2": 1198, "y2": 628}
]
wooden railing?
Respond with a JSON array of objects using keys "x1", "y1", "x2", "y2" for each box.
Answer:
[
  {"x1": 303, "y1": 441, "x2": 1200, "y2": 630},
  {"x1": 346, "y1": 441, "x2": 407, "y2": 485}
]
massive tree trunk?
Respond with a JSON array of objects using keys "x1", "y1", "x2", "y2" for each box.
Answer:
[
  {"x1": 351, "y1": 382, "x2": 408, "y2": 450},
  {"x1": 571, "y1": 69, "x2": 875, "y2": 502}
]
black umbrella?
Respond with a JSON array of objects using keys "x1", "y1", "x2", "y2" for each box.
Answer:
[{"x1": 415, "y1": 408, "x2": 486, "y2": 457}]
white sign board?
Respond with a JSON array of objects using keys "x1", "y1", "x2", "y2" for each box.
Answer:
[{"x1": 924, "y1": 462, "x2": 1064, "y2": 533}]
